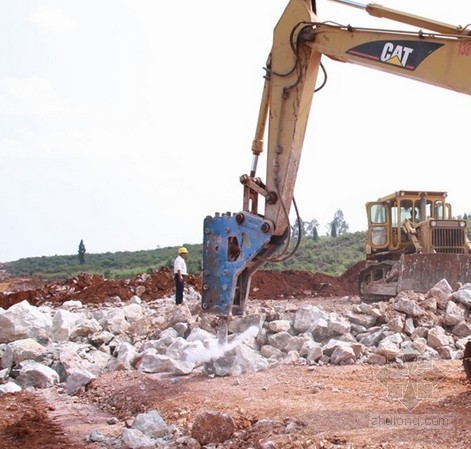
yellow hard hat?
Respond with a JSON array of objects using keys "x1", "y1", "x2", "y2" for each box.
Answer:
[{"x1": 178, "y1": 247, "x2": 188, "y2": 254}]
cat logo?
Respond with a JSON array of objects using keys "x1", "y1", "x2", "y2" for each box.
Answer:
[
  {"x1": 347, "y1": 40, "x2": 443, "y2": 71},
  {"x1": 381, "y1": 43, "x2": 414, "y2": 67}
]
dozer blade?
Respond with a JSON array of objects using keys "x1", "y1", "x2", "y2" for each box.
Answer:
[
  {"x1": 397, "y1": 253, "x2": 471, "y2": 293},
  {"x1": 359, "y1": 253, "x2": 471, "y2": 301},
  {"x1": 464, "y1": 341, "x2": 471, "y2": 381}
]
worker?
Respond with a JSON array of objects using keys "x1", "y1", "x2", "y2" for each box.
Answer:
[{"x1": 174, "y1": 247, "x2": 188, "y2": 305}]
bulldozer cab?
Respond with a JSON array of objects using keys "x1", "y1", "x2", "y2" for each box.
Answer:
[{"x1": 365, "y1": 191, "x2": 458, "y2": 256}]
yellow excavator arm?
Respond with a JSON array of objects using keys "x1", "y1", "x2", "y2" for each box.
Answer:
[{"x1": 201, "y1": 0, "x2": 471, "y2": 316}]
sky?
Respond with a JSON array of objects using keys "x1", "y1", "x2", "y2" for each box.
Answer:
[{"x1": 1, "y1": 0, "x2": 471, "y2": 262}]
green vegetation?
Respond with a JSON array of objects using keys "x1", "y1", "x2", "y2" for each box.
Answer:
[
  {"x1": 273, "y1": 231, "x2": 366, "y2": 276},
  {"x1": 4, "y1": 233, "x2": 367, "y2": 280}
]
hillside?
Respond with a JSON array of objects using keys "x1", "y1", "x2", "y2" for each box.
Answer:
[{"x1": 1, "y1": 231, "x2": 367, "y2": 281}]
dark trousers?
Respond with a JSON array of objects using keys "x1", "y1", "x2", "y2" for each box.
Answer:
[{"x1": 174, "y1": 274, "x2": 185, "y2": 305}]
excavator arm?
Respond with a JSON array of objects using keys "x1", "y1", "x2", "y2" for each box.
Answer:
[{"x1": 201, "y1": 0, "x2": 471, "y2": 316}]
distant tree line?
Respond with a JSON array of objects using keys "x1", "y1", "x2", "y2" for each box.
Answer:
[{"x1": 291, "y1": 209, "x2": 349, "y2": 239}]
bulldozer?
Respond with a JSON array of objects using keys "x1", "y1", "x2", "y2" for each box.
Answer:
[
  {"x1": 358, "y1": 190, "x2": 471, "y2": 379},
  {"x1": 358, "y1": 190, "x2": 471, "y2": 301}
]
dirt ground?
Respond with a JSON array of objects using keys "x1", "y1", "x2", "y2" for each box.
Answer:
[{"x1": 1, "y1": 267, "x2": 470, "y2": 448}]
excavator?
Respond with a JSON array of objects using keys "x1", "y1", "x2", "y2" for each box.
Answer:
[{"x1": 200, "y1": 0, "x2": 471, "y2": 376}]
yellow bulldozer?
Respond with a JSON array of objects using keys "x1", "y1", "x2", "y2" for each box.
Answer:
[
  {"x1": 358, "y1": 190, "x2": 471, "y2": 379},
  {"x1": 359, "y1": 190, "x2": 471, "y2": 301}
]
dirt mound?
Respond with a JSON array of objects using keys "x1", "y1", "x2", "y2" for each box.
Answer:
[
  {"x1": 250, "y1": 268, "x2": 360, "y2": 299},
  {"x1": 0, "y1": 266, "x2": 360, "y2": 309}
]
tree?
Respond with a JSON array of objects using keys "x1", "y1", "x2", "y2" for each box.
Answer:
[
  {"x1": 78, "y1": 239, "x2": 86, "y2": 265},
  {"x1": 291, "y1": 220, "x2": 302, "y2": 239},
  {"x1": 328, "y1": 210, "x2": 349, "y2": 237},
  {"x1": 291, "y1": 218, "x2": 319, "y2": 239},
  {"x1": 330, "y1": 221, "x2": 338, "y2": 238}
]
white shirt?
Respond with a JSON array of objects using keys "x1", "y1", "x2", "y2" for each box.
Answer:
[{"x1": 174, "y1": 255, "x2": 187, "y2": 275}]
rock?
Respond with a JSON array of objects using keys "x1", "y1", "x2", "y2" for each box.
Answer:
[
  {"x1": 58, "y1": 341, "x2": 112, "y2": 376},
  {"x1": 376, "y1": 333, "x2": 403, "y2": 360},
  {"x1": 52, "y1": 309, "x2": 87, "y2": 342},
  {"x1": 427, "y1": 327, "x2": 453, "y2": 349},
  {"x1": 387, "y1": 317, "x2": 404, "y2": 333},
  {"x1": 16, "y1": 360, "x2": 59, "y2": 389},
  {"x1": 404, "y1": 318, "x2": 415, "y2": 336},
  {"x1": 309, "y1": 317, "x2": 331, "y2": 340},
  {"x1": 70, "y1": 318, "x2": 101, "y2": 340},
  {"x1": 285, "y1": 335, "x2": 310, "y2": 353},
  {"x1": 411, "y1": 338, "x2": 427, "y2": 354},
  {"x1": 122, "y1": 303, "x2": 145, "y2": 323},
  {"x1": 357, "y1": 328, "x2": 385, "y2": 347},
  {"x1": 66, "y1": 367, "x2": 96, "y2": 394},
  {"x1": 170, "y1": 358, "x2": 195, "y2": 375},
  {"x1": 1, "y1": 338, "x2": 47, "y2": 369},
  {"x1": 0, "y1": 368, "x2": 9, "y2": 383},
  {"x1": 132, "y1": 410, "x2": 168, "y2": 439},
  {"x1": 330, "y1": 345, "x2": 356, "y2": 364},
  {"x1": 426, "y1": 279, "x2": 453, "y2": 309},
  {"x1": 61, "y1": 300, "x2": 83, "y2": 310},
  {"x1": 122, "y1": 428, "x2": 156, "y2": 449},
  {"x1": 443, "y1": 301, "x2": 466, "y2": 326},
  {"x1": 322, "y1": 339, "x2": 358, "y2": 357},
  {"x1": 0, "y1": 381, "x2": 22, "y2": 396},
  {"x1": 293, "y1": 306, "x2": 328, "y2": 333},
  {"x1": 267, "y1": 331, "x2": 295, "y2": 352},
  {"x1": 453, "y1": 284, "x2": 471, "y2": 309},
  {"x1": 89, "y1": 330, "x2": 114, "y2": 347},
  {"x1": 411, "y1": 326, "x2": 429, "y2": 340},
  {"x1": 206, "y1": 344, "x2": 269, "y2": 377},
  {"x1": 129, "y1": 295, "x2": 143, "y2": 304},
  {"x1": 0, "y1": 300, "x2": 52, "y2": 343},
  {"x1": 329, "y1": 313, "x2": 351, "y2": 335},
  {"x1": 86, "y1": 430, "x2": 106, "y2": 443},
  {"x1": 367, "y1": 353, "x2": 387, "y2": 365},
  {"x1": 346, "y1": 311, "x2": 376, "y2": 328},
  {"x1": 191, "y1": 411, "x2": 235, "y2": 445},
  {"x1": 267, "y1": 320, "x2": 291, "y2": 333},
  {"x1": 95, "y1": 308, "x2": 130, "y2": 334},
  {"x1": 186, "y1": 328, "x2": 216, "y2": 343},
  {"x1": 135, "y1": 350, "x2": 173, "y2": 373},
  {"x1": 156, "y1": 327, "x2": 179, "y2": 346},
  {"x1": 169, "y1": 303, "x2": 194, "y2": 326},
  {"x1": 451, "y1": 321, "x2": 471, "y2": 338},
  {"x1": 393, "y1": 298, "x2": 425, "y2": 317}
]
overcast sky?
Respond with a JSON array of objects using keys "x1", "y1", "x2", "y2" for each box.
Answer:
[{"x1": 1, "y1": 0, "x2": 470, "y2": 262}]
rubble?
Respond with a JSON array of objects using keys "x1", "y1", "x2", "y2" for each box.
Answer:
[{"x1": 0, "y1": 272, "x2": 471, "y2": 448}]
